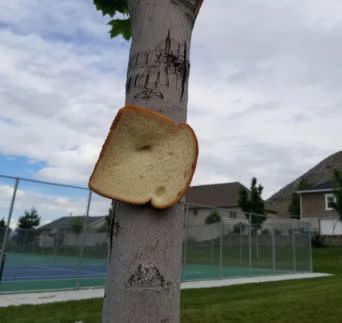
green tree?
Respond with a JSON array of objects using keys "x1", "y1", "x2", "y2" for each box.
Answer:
[
  {"x1": 0, "y1": 218, "x2": 5, "y2": 229},
  {"x1": 205, "y1": 211, "x2": 221, "y2": 224},
  {"x1": 0, "y1": 217, "x2": 6, "y2": 243},
  {"x1": 288, "y1": 177, "x2": 310, "y2": 219},
  {"x1": 93, "y1": 1, "x2": 203, "y2": 321},
  {"x1": 71, "y1": 217, "x2": 83, "y2": 237},
  {"x1": 17, "y1": 207, "x2": 40, "y2": 229},
  {"x1": 238, "y1": 177, "x2": 266, "y2": 230},
  {"x1": 97, "y1": 201, "x2": 116, "y2": 236},
  {"x1": 332, "y1": 170, "x2": 342, "y2": 235},
  {"x1": 16, "y1": 207, "x2": 40, "y2": 252}
]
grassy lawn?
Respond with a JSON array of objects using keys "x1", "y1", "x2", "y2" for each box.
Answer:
[{"x1": 0, "y1": 248, "x2": 341, "y2": 323}]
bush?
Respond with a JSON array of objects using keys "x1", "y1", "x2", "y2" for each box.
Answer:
[
  {"x1": 205, "y1": 211, "x2": 220, "y2": 224},
  {"x1": 311, "y1": 233, "x2": 325, "y2": 248},
  {"x1": 233, "y1": 222, "x2": 247, "y2": 233}
]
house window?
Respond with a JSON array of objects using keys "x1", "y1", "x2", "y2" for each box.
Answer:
[
  {"x1": 229, "y1": 211, "x2": 237, "y2": 218},
  {"x1": 193, "y1": 209, "x2": 198, "y2": 215},
  {"x1": 325, "y1": 193, "x2": 336, "y2": 211}
]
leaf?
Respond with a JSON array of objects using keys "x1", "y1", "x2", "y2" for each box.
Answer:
[
  {"x1": 108, "y1": 18, "x2": 131, "y2": 40},
  {"x1": 93, "y1": 0, "x2": 128, "y2": 17}
]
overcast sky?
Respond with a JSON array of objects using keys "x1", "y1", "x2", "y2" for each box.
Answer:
[{"x1": 1, "y1": 0, "x2": 342, "y2": 224}]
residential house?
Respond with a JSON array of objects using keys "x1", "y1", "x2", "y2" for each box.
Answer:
[
  {"x1": 38, "y1": 216, "x2": 106, "y2": 248},
  {"x1": 185, "y1": 182, "x2": 250, "y2": 226},
  {"x1": 297, "y1": 181, "x2": 341, "y2": 234}
]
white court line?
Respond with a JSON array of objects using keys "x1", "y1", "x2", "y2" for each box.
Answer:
[{"x1": 0, "y1": 272, "x2": 332, "y2": 308}]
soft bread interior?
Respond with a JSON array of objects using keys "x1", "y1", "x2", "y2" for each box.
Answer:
[{"x1": 89, "y1": 106, "x2": 198, "y2": 209}]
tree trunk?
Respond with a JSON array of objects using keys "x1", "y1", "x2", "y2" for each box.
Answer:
[{"x1": 102, "y1": 1, "x2": 201, "y2": 322}]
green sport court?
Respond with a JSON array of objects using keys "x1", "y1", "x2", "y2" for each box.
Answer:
[{"x1": 0, "y1": 251, "x2": 300, "y2": 293}]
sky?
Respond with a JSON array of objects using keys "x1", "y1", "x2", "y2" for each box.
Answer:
[{"x1": 1, "y1": 0, "x2": 342, "y2": 224}]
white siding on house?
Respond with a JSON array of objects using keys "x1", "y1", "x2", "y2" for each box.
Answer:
[
  {"x1": 186, "y1": 207, "x2": 245, "y2": 226},
  {"x1": 320, "y1": 218, "x2": 342, "y2": 235}
]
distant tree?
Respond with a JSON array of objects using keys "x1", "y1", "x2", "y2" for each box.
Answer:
[
  {"x1": 205, "y1": 211, "x2": 221, "y2": 224},
  {"x1": 99, "y1": 201, "x2": 117, "y2": 236},
  {"x1": 16, "y1": 207, "x2": 40, "y2": 252},
  {"x1": 17, "y1": 207, "x2": 40, "y2": 229},
  {"x1": 0, "y1": 217, "x2": 6, "y2": 242},
  {"x1": 71, "y1": 217, "x2": 83, "y2": 237},
  {"x1": 288, "y1": 177, "x2": 310, "y2": 219},
  {"x1": 0, "y1": 218, "x2": 5, "y2": 229},
  {"x1": 238, "y1": 177, "x2": 266, "y2": 231}
]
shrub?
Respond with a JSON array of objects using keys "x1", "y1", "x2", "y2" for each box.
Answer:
[{"x1": 311, "y1": 232, "x2": 325, "y2": 248}]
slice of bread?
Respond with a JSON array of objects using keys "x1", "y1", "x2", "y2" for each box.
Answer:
[{"x1": 88, "y1": 104, "x2": 198, "y2": 209}]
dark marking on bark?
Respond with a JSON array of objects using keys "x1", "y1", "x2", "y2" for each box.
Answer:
[
  {"x1": 181, "y1": 41, "x2": 189, "y2": 101},
  {"x1": 165, "y1": 67, "x2": 170, "y2": 87},
  {"x1": 125, "y1": 263, "x2": 173, "y2": 292},
  {"x1": 126, "y1": 77, "x2": 131, "y2": 93},
  {"x1": 127, "y1": 33, "x2": 190, "y2": 101},
  {"x1": 135, "y1": 53, "x2": 140, "y2": 67},
  {"x1": 156, "y1": 52, "x2": 162, "y2": 63},
  {"x1": 161, "y1": 319, "x2": 171, "y2": 323},
  {"x1": 109, "y1": 201, "x2": 120, "y2": 259},
  {"x1": 155, "y1": 71, "x2": 161, "y2": 87},
  {"x1": 134, "y1": 88, "x2": 164, "y2": 100},
  {"x1": 128, "y1": 56, "x2": 132, "y2": 70},
  {"x1": 134, "y1": 74, "x2": 139, "y2": 88},
  {"x1": 144, "y1": 73, "x2": 150, "y2": 88},
  {"x1": 165, "y1": 30, "x2": 171, "y2": 53}
]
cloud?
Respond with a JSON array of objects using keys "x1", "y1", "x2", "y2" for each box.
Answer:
[{"x1": 1, "y1": 0, "x2": 342, "y2": 202}]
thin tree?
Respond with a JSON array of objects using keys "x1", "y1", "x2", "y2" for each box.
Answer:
[
  {"x1": 17, "y1": 207, "x2": 40, "y2": 229},
  {"x1": 93, "y1": 1, "x2": 203, "y2": 322},
  {"x1": 288, "y1": 177, "x2": 310, "y2": 219},
  {"x1": 17, "y1": 207, "x2": 41, "y2": 252},
  {"x1": 238, "y1": 177, "x2": 266, "y2": 230},
  {"x1": 0, "y1": 218, "x2": 6, "y2": 244},
  {"x1": 71, "y1": 217, "x2": 83, "y2": 237},
  {"x1": 238, "y1": 178, "x2": 266, "y2": 260},
  {"x1": 332, "y1": 169, "x2": 342, "y2": 235}
]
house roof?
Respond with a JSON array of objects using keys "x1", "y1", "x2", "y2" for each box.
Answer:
[
  {"x1": 185, "y1": 182, "x2": 249, "y2": 208},
  {"x1": 297, "y1": 181, "x2": 334, "y2": 194},
  {"x1": 38, "y1": 216, "x2": 104, "y2": 231}
]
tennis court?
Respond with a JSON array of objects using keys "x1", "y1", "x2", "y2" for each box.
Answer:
[
  {"x1": 0, "y1": 253, "x2": 106, "y2": 293},
  {"x1": 0, "y1": 252, "x2": 290, "y2": 293}
]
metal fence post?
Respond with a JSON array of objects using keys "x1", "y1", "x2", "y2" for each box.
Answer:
[
  {"x1": 219, "y1": 210, "x2": 223, "y2": 279},
  {"x1": 0, "y1": 178, "x2": 19, "y2": 280},
  {"x1": 239, "y1": 222, "x2": 242, "y2": 265},
  {"x1": 272, "y1": 223, "x2": 276, "y2": 274},
  {"x1": 76, "y1": 190, "x2": 92, "y2": 289},
  {"x1": 248, "y1": 213, "x2": 252, "y2": 276},
  {"x1": 308, "y1": 223, "x2": 313, "y2": 272},
  {"x1": 292, "y1": 223, "x2": 296, "y2": 273},
  {"x1": 182, "y1": 204, "x2": 189, "y2": 281},
  {"x1": 210, "y1": 239, "x2": 214, "y2": 265}
]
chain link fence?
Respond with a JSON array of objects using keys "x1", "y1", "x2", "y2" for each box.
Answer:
[
  {"x1": 0, "y1": 175, "x2": 312, "y2": 293},
  {"x1": 182, "y1": 205, "x2": 312, "y2": 281}
]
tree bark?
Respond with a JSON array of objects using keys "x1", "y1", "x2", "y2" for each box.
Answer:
[{"x1": 102, "y1": 1, "x2": 201, "y2": 323}]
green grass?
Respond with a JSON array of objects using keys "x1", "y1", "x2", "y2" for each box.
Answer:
[{"x1": 0, "y1": 248, "x2": 341, "y2": 323}]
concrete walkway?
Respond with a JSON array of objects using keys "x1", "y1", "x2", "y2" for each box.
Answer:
[{"x1": 0, "y1": 272, "x2": 331, "y2": 308}]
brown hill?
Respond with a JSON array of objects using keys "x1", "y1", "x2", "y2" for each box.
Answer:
[{"x1": 266, "y1": 150, "x2": 342, "y2": 217}]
